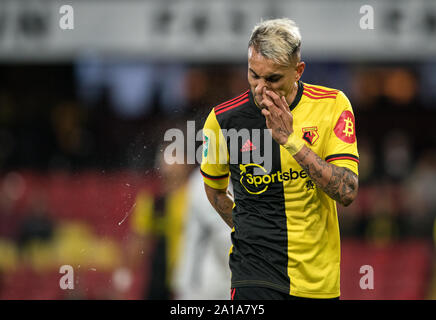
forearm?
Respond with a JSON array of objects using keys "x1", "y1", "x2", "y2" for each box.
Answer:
[
  {"x1": 291, "y1": 145, "x2": 358, "y2": 206},
  {"x1": 258, "y1": 89, "x2": 358, "y2": 206},
  {"x1": 204, "y1": 184, "x2": 234, "y2": 228}
]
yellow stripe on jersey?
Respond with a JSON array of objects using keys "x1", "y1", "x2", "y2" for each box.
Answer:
[
  {"x1": 281, "y1": 84, "x2": 358, "y2": 298},
  {"x1": 279, "y1": 145, "x2": 342, "y2": 299}
]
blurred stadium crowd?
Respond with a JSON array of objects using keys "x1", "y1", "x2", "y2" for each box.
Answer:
[{"x1": 0, "y1": 58, "x2": 435, "y2": 299}]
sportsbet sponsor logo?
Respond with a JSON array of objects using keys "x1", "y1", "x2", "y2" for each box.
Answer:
[{"x1": 240, "y1": 163, "x2": 308, "y2": 194}]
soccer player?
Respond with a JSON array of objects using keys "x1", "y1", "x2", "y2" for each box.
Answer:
[{"x1": 200, "y1": 18, "x2": 359, "y2": 300}]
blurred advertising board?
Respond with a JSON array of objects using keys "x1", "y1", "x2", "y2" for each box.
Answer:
[{"x1": 0, "y1": 0, "x2": 435, "y2": 62}]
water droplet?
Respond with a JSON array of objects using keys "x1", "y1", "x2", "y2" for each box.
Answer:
[{"x1": 117, "y1": 203, "x2": 136, "y2": 226}]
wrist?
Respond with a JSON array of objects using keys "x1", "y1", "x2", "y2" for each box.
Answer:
[{"x1": 283, "y1": 132, "x2": 305, "y2": 156}]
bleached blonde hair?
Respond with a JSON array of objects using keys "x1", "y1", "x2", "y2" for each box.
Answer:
[{"x1": 248, "y1": 18, "x2": 302, "y2": 67}]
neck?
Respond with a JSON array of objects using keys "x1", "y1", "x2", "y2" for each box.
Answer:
[{"x1": 285, "y1": 81, "x2": 299, "y2": 106}]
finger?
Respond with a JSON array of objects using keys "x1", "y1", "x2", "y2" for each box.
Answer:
[
  {"x1": 265, "y1": 90, "x2": 283, "y2": 110},
  {"x1": 267, "y1": 92, "x2": 290, "y2": 118},
  {"x1": 271, "y1": 92, "x2": 289, "y2": 114},
  {"x1": 261, "y1": 109, "x2": 273, "y2": 128},
  {"x1": 279, "y1": 96, "x2": 293, "y2": 132},
  {"x1": 281, "y1": 96, "x2": 293, "y2": 121},
  {"x1": 261, "y1": 108, "x2": 274, "y2": 123},
  {"x1": 261, "y1": 91, "x2": 274, "y2": 111},
  {"x1": 262, "y1": 97, "x2": 280, "y2": 118},
  {"x1": 264, "y1": 92, "x2": 282, "y2": 115},
  {"x1": 265, "y1": 96, "x2": 287, "y2": 122},
  {"x1": 264, "y1": 92, "x2": 289, "y2": 116},
  {"x1": 262, "y1": 90, "x2": 281, "y2": 112},
  {"x1": 281, "y1": 96, "x2": 290, "y2": 111},
  {"x1": 255, "y1": 85, "x2": 262, "y2": 96}
]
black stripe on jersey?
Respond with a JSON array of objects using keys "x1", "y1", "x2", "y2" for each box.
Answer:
[
  {"x1": 200, "y1": 168, "x2": 229, "y2": 180},
  {"x1": 212, "y1": 90, "x2": 291, "y2": 294},
  {"x1": 225, "y1": 125, "x2": 290, "y2": 294},
  {"x1": 325, "y1": 153, "x2": 359, "y2": 163}
]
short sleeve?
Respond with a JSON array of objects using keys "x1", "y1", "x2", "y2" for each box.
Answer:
[
  {"x1": 324, "y1": 91, "x2": 359, "y2": 176},
  {"x1": 200, "y1": 109, "x2": 230, "y2": 189}
]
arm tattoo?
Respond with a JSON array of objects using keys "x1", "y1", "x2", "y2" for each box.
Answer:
[
  {"x1": 204, "y1": 184, "x2": 234, "y2": 228},
  {"x1": 294, "y1": 146, "x2": 358, "y2": 206},
  {"x1": 213, "y1": 192, "x2": 234, "y2": 228}
]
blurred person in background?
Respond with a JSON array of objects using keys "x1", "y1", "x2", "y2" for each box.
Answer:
[
  {"x1": 382, "y1": 131, "x2": 413, "y2": 182},
  {"x1": 404, "y1": 150, "x2": 436, "y2": 237},
  {"x1": 129, "y1": 141, "x2": 191, "y2": 299},
  {"x1": 173, "y1": 168, "x2": 232, "y2": 300},
  {"x1": 16, "y1": 191, "x2": 55, "y2": 255},
  {"x1": 50, "y1": 100, "x2": 94, "y2": 169},
  {"x1": 201, "y1": 18, "x2": 359, "y2": 300}
]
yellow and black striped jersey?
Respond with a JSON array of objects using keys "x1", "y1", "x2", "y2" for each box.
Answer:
[{"x1": 200, "y1": 81, "x2": 359, "y2": 299}]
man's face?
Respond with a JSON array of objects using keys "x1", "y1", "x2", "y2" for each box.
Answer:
[{"x1": 247, "y1": 46, "x2": 304, "y2": 107}]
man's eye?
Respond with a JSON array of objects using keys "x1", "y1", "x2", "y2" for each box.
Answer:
[
  {"x1": 267, "y1": 77, "x2": 280, "y2": 83},
  {"x1": 252, "y1": 74, "x2": 260, "y2": 79}
]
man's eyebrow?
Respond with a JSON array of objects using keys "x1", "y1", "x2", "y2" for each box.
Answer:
[{"x1": 249, "y1": 68, "x2": 259, "y2": 76}]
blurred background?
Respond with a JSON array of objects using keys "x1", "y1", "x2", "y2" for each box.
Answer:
[{"x1": 0, "y1": 0, "x2": 435, "y2": 300}]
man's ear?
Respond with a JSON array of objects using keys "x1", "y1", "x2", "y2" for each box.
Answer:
[{"x1": 296, "y1": 61, "x2": 305, "y2": 81}]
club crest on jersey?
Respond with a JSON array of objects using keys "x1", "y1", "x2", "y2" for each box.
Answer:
[
  {"x1": 334, "y1": 110, "x2": 356, "y2": 143},
  {"x1": 302, "y1": 126, "x2": 319, "y2": 145}
]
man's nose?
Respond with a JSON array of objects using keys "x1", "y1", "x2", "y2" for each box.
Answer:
[{"x1": 255, "y1": 80, "x2": 268, "y2": 95}]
